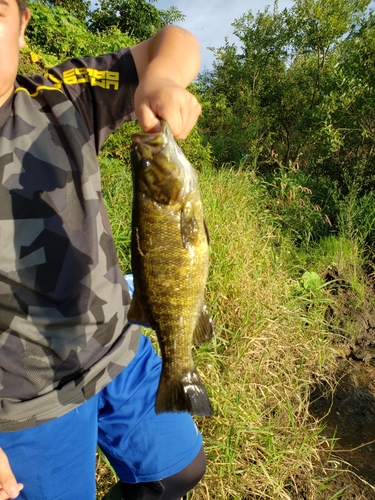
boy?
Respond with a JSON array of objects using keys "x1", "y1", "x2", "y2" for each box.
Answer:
[{"x1": 0, "y1": 1, "x2": 206, "y2": 498}]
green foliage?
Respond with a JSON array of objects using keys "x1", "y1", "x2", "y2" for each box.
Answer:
[
  {"x1": 289, "y1": 0, "x2": 370, "y2": 54},
  {"x1": 89, "y1": 0, "x2": 185, "y2": 41},
  {"x1": 232, "y1": 6, "x2": 290, "y2": 88},
  {"x1": 25, "y1": 0, "x2": 135, "y2": 64},
  {"x1": 197, "y1": 0, "x2": 375, "y2": 260},
  {"x1": 311, "y1": 12, "x2": 375, "y2": 191},
  {"x1": 335, "y1": 186, "x2": 375, "y2": 259},
  {"x1": 197, "y1": 6, "x2": 291, "y2": 167},
  {"x1": 198, "y1": 0, "x2": 373, "y2": 171},
  {"x1": 300, "y1": 271, "x2": 325, "y2": 292},
  {"x1": 260, "y1": 155, "x2": 333, "y2": 246},
  {"x1": 40, "y1": 0, "x2": 90, "y2": 22}
]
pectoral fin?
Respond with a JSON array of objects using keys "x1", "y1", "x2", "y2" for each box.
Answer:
[
  {"x1": 180, "y1": 205, "x2": 199, "y2": 249},
  {"x1": 128, "y1": 291, "x2": 150, "y2": 328},
  {"x1": 193, "y1": 304, "x2": 213, "y2": 344}
]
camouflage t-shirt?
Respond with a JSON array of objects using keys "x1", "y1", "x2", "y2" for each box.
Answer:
[{"x1": 0, "y1": 48, "x2": 141, "y2": 432}]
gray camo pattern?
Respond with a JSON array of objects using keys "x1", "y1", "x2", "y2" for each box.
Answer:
[{"x1": 0, "y1": 50, "x2": 140, "y2": 431}]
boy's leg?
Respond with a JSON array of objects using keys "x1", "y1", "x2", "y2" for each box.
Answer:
[
  {"x1": 0, "y1": 395, "x2": 99, "y2": 500},
  {"x1": 119, "y1": 446, "x2": 206, "y2": 499},
  {"x1": 98, "y1": 334, "x2": 206, "y2": 499}
]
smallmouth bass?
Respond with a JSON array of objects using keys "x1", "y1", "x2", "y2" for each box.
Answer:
[{"x1": 128, "y1": 120, "x2": 213, "y2": 417}]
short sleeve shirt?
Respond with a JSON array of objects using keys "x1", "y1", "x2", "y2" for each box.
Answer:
[{"x1": 0, "y1": 48, "x2": 141, "y2": 431}]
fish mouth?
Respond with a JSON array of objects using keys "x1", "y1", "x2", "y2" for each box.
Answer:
[
  {"x1": 131, "y1": 121, "x2": 196, "y2": 205},
  {"x1": 131, "y1": 120, "x2": 170, "y2": 155}
]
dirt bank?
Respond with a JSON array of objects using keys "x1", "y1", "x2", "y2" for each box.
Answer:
[{"x1": 308, "y1": 266, "x2": 375, "y2": 499}]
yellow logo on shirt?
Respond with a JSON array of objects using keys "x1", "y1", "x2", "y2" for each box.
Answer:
[{"x1": 45, "y1": 67, "x2": 120, "y2": 90}]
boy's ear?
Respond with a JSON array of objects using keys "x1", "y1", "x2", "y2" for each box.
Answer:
[{"x1": 19, "y1": 8, "x2": 30, "y2": 49}]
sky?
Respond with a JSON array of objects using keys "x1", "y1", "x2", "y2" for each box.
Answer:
[{"x1": 155, "y1": 0, "x2": 294, "y2": 70}]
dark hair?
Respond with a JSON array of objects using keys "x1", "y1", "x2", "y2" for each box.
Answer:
[{"x1": 16, "y1": 0, "x2": 27, "y2": 15}]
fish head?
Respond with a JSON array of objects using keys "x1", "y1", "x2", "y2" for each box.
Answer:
[{"x1": 131, "y1": 121, "x2": 197, "y2": 207}]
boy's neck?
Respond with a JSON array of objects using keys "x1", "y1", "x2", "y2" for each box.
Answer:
[
  {"x1": 0, "y1": 90, "x2": 14, "y2": 128},
  {"x1": 0, "y1": 86, "x2": 14, "y2": 109}
]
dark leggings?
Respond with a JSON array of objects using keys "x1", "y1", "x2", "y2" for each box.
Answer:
[{"x1": 120, "y1": 446, "x2": 206, "y2": 500}]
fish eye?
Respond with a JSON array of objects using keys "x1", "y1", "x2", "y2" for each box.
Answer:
[{"x1": 142, "y1": 158, "x2": 151, "y2": 169}]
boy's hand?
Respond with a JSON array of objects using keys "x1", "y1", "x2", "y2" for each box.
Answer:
[
  {"x1": 131, "y1": 26, "x2": 202, "y2": 139},
  {"x1": 134, "y1": 76, "x2": 201, "y2": 140},
  {"x1": 0, "y1": 449, "x2": 23, "y2": 499}
]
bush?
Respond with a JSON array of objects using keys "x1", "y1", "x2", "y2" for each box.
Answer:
[{"x1": 26, "y1": 0, "x2": 134, "y2": 64}]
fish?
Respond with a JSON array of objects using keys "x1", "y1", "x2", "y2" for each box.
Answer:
[{"x1": 128, "y1": 120, "x2": 213, "y2": 417}]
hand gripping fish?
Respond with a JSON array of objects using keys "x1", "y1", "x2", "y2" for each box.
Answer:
[{"x1": 128, "y1": 120, "x2": 213, "y2": 417}]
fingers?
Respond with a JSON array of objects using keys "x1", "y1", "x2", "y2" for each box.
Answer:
[
  {"x1": 136, "y1": 104, "x2": 163, "y2": 135},
  {"x1": 0, "y1": 449, "x2": 23, "y2": 499},
  {"x1": 134, "y1": 81, "x2": 202, "y2": 140}
]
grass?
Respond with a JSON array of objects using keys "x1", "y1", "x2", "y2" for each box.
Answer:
[
  {"x1": 97, "y1": 139, "x2": 346, "y2": 498},
  {"x1": 188, "y1": 168, "x2": 337, "y2": 499}
]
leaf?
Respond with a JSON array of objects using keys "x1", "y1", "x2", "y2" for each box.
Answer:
[
  {"x1": 301, "y1": 271, "x2": 324, "y2": 291},
  {"x1": 30, "y1": 51, "x2": 40, "y2": 63}
]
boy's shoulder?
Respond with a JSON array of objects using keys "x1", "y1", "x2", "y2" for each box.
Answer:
[{"x1": 15, "y1": 73, "x2": 63, "y2": 96}]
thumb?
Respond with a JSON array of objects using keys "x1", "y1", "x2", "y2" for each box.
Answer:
[
  {"x1": 136, "y1": 102, "x2": 162, "y2": 133},
  {"x1": 0, "y1": 449, "x2": 23, "y2": 499}
]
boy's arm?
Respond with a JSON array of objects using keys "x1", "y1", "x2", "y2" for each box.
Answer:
[{"x1": 130, "y1": 25, "x2": 202, "y2": 139}]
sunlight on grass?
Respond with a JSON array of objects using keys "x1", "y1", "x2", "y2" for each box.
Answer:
[{"x1": 187, "y1": 168, "x2": 337, "y2": 499}]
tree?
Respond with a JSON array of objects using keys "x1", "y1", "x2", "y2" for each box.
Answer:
[
  {"x1": 25, "y1": 1, "x2": 134, "y2": 63},
  {"x1": 309, "y1": 10, "x2": 375, "y2": 191},
  {"x1": 288, "y1": 0, "x2": 370, "y2": 108},
  {"x1": 197, "y1": 5, "x2": 292, "y2": 166},
  {"x1": 35, "y1": 0, "x2": 90, "y2": 22},
  {"x1": 197, "y1": 0, "x2": 374, "y2": 178},
  {"x1": 89, "y1": 0, "x2": 185, "y2": 41}
]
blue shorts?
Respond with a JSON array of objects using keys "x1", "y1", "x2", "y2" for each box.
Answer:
[{"x1": 0, "y1": 335, "x2": 203, "y2": 500}]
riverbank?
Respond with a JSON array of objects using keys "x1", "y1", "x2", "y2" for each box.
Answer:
[{"x1": 308, "y1": 266, "x2": 375, "y2": 499}]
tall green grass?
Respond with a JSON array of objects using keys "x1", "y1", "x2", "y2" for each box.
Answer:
[
  {"x1": 191, "y1": 167, "x2": 338, "y2": 499},
  {"x1": 97, "y1": 129, "x2": 354, "y2": 498}
]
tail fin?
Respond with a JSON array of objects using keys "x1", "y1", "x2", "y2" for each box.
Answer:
[{"x1": 155, "y1": 369, "x2": 213, "y2": 417}]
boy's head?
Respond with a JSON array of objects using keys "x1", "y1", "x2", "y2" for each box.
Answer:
[
  {"x1": 16, "y1": 0, "x2": 27, "y2": 15},
  {"x1": 0, "y1": 0, "x2": 30, "y2": 107}
]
